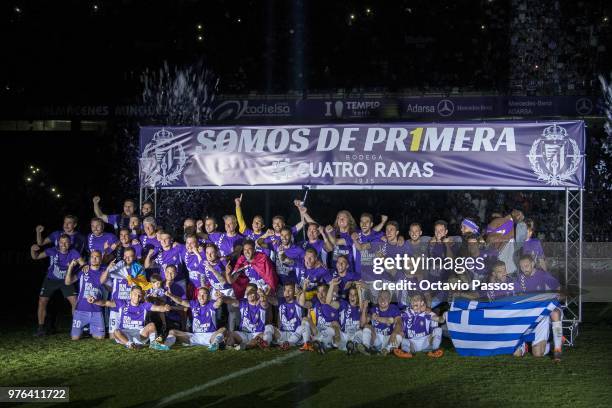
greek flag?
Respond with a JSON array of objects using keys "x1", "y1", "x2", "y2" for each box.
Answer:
[{"x1": 446, "y1": 293, "x2": 559, "y2": 356}]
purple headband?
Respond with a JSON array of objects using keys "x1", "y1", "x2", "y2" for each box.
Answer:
[
  {"x1": 461, "y1": 219, "x2": 480, "y2": 234},
  {"x1": 486, "y1": 219, "x2": 514, "y2": 236}
]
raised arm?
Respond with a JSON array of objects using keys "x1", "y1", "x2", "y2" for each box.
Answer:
[
  {"x1": 30, "y1": 244, "x2": 47, "y2": 260},
  {"x1": 319, "y1": 226, "x2": 334, "y2": 252},
  {"x1": 373, "y1": 215, "x2": 388, "y2": 232},
  {"x1": 165, "y1": 290, "x2": 190, "y2": 308},
  {"x1": 326, "y1": 278, "x2": 340, "y2": 309},
  {"x1": 256, "y1": 229, "x2": 274, "y2": 249},
  {"x1": 144, "y1": 248, "x2": 155, "y2": 269},
  {"x1": 297, "y1": 279, "x2": 313, "y2": 309},
  {"x1": 65, "y1": 259, "x2": 81, "y2": 285},
  {"x1": 220, "y1": 295, "x2": 240, "y2": 308},
  {"x1": 235, "y1": 194, "x2": 247, "y2": 234},
  {"x1": 92, "y1": 196, "x2": 109, "y2": 223},
  {"x1": 35, "y1": 225, "x2": 51, "y2": 247},
  {"x1": 360, "y1": 300, "x2": 370, "y2": 328}
]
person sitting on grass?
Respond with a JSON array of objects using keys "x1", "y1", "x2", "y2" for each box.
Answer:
[
  {"x1": 87, "y1": 285, "x2": 170, "y2": 350},
  {"x1": 223, "y1": 284, "x2": 274, "y2": 350},
  {"x1": 358, "y1": 290, "x2": 402, "y2": 356},
  {"x1": 267, "y1": 282, "x2": 313, "y2": 351},
  {"x1": 65, "y1": 250, "x2": 106, "y2": 341},
  {"x1": 297, "y1": 280, "x2": 340, "y2": 354},
  {"x1": 393, "y1": 293, "x2": 445, "y2": 359},
  {"x1": 326, "y1": 279, "x2": 366, "y2": 355},
  {"x1": 162, "y1": 287, "x2": 226, "y2": 351}
]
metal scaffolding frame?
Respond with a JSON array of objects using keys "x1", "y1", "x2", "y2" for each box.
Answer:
[{"x1": 563, "y1": 188, "x2": 583, "y2": 346}]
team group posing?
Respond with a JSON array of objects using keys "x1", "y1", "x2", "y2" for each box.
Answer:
[{"x1": 30, "y1": 194, "x2": 564, "y2": 360}]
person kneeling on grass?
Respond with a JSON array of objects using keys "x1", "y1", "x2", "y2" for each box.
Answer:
[
  {"x1": 223, "y1": 284, "x2": 274, "y2": 350},
  {"x1": 87, "y1": 285, "x2": 171, "y2": 350},
  {"x1": 267, "y1": 282, "x2": 313, "y2": 351},
  {"x1": 392, "y1": 294, "x2": 444, "y2": 359},
  {"x1": 358, "y1": 290, "x2": 402, "y2": 356},
  {"x1": 162, "y1": 287, "x2": 226, "y2": 351}
]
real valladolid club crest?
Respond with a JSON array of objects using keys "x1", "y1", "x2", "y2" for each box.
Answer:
[
  {"x1": 527, "y1": 124, "x2": 582, "y2": 186},
  {"x1": 140, "y1": 128, "x2": 187, "y2": 187}
]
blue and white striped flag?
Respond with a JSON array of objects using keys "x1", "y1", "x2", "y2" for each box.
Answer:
[{"x1": 446, "y1": 293, "x2": 560, "y2": 356}]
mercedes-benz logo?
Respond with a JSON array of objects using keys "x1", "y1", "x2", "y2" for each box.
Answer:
[
  {"x1": 437, "y1": 99, "x2": 455, "y2": 117},
  {"x1": 575, "y1": 98, "x2": 593, "y2": 115}
]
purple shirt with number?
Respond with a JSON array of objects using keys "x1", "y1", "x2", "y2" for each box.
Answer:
[
  {"x1": 44, "y1": 248, "x2": 81, "y2": 280},
  {"x1": 370, "y1": 304, "x2": 400, "y2": 335},
  {"x1": 238, "y1": 299, "x2": 267, "y2": 333},
  {"x1": 75, "y1": 267, "x2": 105, "y2": 312},
  {"x1": 190, "y1": 300, "x2": 218, "y2": 333},
  {"x1": 115, "y1": 300, "x2": 153, "y2": 331},
  {"x1": 278, "y1": 299, "x2": 303, "y2": 332}
]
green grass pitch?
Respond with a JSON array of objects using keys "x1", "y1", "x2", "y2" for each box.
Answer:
[{"x1": 2, "y1": 304, "x2": 611, "y2": 408}]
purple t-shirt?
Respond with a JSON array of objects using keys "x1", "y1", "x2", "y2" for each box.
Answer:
[
  {"x1": 355, "y1": 230, "x2": 384, "y2": 243},
  {"x1": 110, "y1": 275, "x2": 131, "y2": 311},
  {"x1": 182, "y1": 249, "x2": 206, "y2": 288},
  {"x1": 75, "y1": 267, "x2": 105, "y2": 313},
  {"x1": 87, "y1": 232, "x2": 117, "y2": 254},
  {"x1": 107, "y1": 214, "x2": 131, "y2": 230},
  {"x1": 203, "y1": 261, "x2": 232, "y2": 291},
  {"x1": 43, "y1": 248, "x2": 81, "y2": 280},
  {"x1": 48, "y1": 230, "x2": 86, "y2": 254},
  {"x1": 190, "y1": 300, "x2": 218, "y2": 333},
  {"x1": 401, "y1": 309, "x2": 435, "y2": 339},
  {"x1": 370, "y1": 304, "x2": 401, "y2": 335},
  {"x1": 243, "y1": 228, "x2": 265, "y2": 242},
  {"x1": 299, "y1": 240, "x2": 325, "y2": 257},
  {"x1": 330, "y1": 231, "x2": 355, "y2": 270},
  {"x1": 152, "y1": 245, "x2": 185, "y2": 281},
  {"x1": 514, "y1": 269, "x2": 560, "y2": 293},
  {"x1": 312, "y1": 297, "x2": 339, "y2": 331},
  {"x1": 216, "y1": 233, "x2": 245, "y2": 258},
  {"x1": 327, "y1": 270, "x2": 359, "y2": 296},
  {"x1": 165, "y1": 281, "x2": 186, "y2": 322},
  {"x1": 278, "y1": 299, "x2": 304, "y2": 332},
  {"x1": 295, "y1": 261, "x2": 330, "y2": 291},
  {"x1": 139, "y1": 234, "x2": 161, "y2": 253},
  {"x1": 115, "y1": 300, "x2": 153, "y2": 331},
  {"x1": 339, "y1": 299, "x2": 361, "y2": 334},
  {"x1": 238, "y1": 299, "x2": 267, "y2": 333}
]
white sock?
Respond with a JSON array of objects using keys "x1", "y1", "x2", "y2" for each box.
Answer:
[
  {"x1": 301, "y1": 321, "x2": 311, "y2": 343},
  {"x1": 552, "y1": 321, "x2": 563, "y2": 350},
  {"x1": 263, "y1": 325, "x2": 274, "y2": 343},
  {"x1": 149, "y1": 333, "x2": 157, "y2": 342},
  {"x1": 165, "y1": 335, "x2": 176, "y2": 347},
  {"x1": 362, "y1": 328, "x2": 372, "y2": 348},
  {"x1": 432, "y1": 328, "x2": 442, "y2": 350}
]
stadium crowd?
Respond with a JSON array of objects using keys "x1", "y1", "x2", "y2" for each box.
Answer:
[{"x1": 29, "y1": 194, "x2": 565, "y2": 361}]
